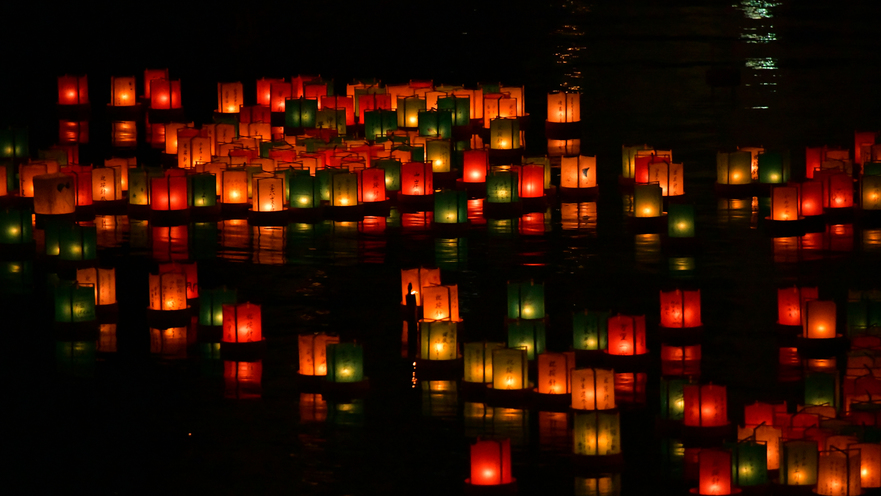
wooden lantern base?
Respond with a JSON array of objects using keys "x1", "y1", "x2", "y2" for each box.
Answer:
[
  {"x1": 545, "y1": 120, "x2": 580, "y2": 140},
  {"x1": 764, "y1": 217, "x2": 807, "y2": 237},
  {"x1": 794, "y1": 335, "x2": 848, "y2": 358},
  {"x1": 397, "y1": 192, "x2": 435, "y2": 209},
  {"x1": 415, "y1": 357, "x2": 462, "y2": 380},
  {"x1": 483, "y1": 201, "x2": 522, "y2": 219},
  {"x1": 571, "y1": 453, "x2": 625, "y2": 472},
  {"x1": 530, "y1": 390, "x2": 571, "y2": 411},
  {"x1": 658, "y1": 324, "x2": 704, "y2": 342},
  {"x1": 629, "y1": 214, "x2": 668, "y2": 234},
  {"x1": 324, "y1": 204, "x2": 365, "y2": 222}
]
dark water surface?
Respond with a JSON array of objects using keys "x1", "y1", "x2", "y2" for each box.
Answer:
[{"x1": 6, "y1": 1, "x2": 881, "y2": 494}]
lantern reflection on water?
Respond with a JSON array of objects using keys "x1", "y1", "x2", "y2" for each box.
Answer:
[
  {"x1": 224, "y1": 360, "x2": 262, "y2": 399},
  {"x1": 573, "y1": 410, "x2": 621, "y2": 457}
]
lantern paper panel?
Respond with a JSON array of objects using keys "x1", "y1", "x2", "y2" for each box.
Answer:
[
  {"x1": 816, "y1": 449, "x2": 861, "y2": 496},
  {"x1": 33, "y1": 173, "x2": 76, "y2": 215},
  {"x1": 434, "y1": 190, "x2": 468, "y2": 224},
  {"x1": 75, "y1": 267, "x2": 116, "y2": 306},
  {"x1": 0, "y1": 207, "x2": 33, "y2": 245},
  {"x1": 148, "y1": 271, "x2": 187, "y2": 311},
  {"x1": 61, "y1": 165, "x2": 93, "y2": 207},
  {"x1": 758, "y1": 151, "x2": 787, "y2": 184},
  {"x1": 507, "y1": 281, "x2": 544, "y2": 320},
  {"x1": 199, "y1": 286, "x2": 237, "y2": 326},
  {"x1": 660, "y1": 377, "x2": 686, "y2": 420},
  {"x1": 561, "y1": 155, "x2": 597, "y2": 189},
  {"x1": 150, "y1": 175, "x2": 188, "y2": 211},
  {"x1": 777, "y1": 286, "x2": 818, "y2": 326},
  {"x1": 634, "y1": 183, "x2": 663, "y2": 218},
  {"x1": 507, "y1": 320, "x2": 546, "y2": 360},
  {"x1": 683, "y1": 384, "x2": 728, "y2": 427},
  {"x1": 91, "y1": 167, "x2": 123, "y2": 202},
  {"x1": 420, "y1": 320, "x2": 458, "y2": 361},
  {"x1": 571, "y1": 368, "x2": 615, "y2": 410},
  {"x1": 421, "y1": 284, "x2": 460, "y2": 322},
  {"x1": 660, "y1": 289, "x2": 702, "y2": 328},
  {"x1": 252, "y1": 175, "x2": 285, "y2": 212},
  {"x1": 58, "y1": 75, "x2": 89, "y2": 105},
  {"x1": 400, "y1": 267, "x2": 441, "y2": 306},
  {"x1": 573, "y1": 411, "x2": 621, "y2": 456},
  {"x1": 222, "y1": 302, "x2": 262, "y2": 343},
  {"x1": 698, "y1": 449, "x2": 733, "y2": 495},
  {"x1": 803, "y1": 300, "x2": 837, "y2": 339},
  {"x1": 492, "y1": 348, "x2": 528, "y2": 391},
  {"x1": 217, "y1": 82, "x2": 243, "y2": 113},
  {"x1": 326, "y1": 342, "x2": 365, "y2": 383},
  {"x1": 547, "y1": 92, "x2": 580, "y2": 123},
  {"x1": 150, "y1": 79, "x2": 181, "y2": 110},
  {"x1": 109, "y1": 76, "x2": 136, "y2": 107},
  {"x1": 469, "y1": 438, "x2": 514, "y2": 486},
  {"x1": 771, "y1": 186, "x2": 800, "y2": 220},
  {"x1": 489, "y1": 118, "x2": 520, "y2": 150},
  {"x1": 464, "y1": 342, "x2": 505, "y2": 383},
  {"x1": 862, "y1": 175, "x2": 881, "y2": 210},
  {"x1": 730, "y1": 440, "x2": 768, "y2": 486},
  {"x1": 717, "y1": 151, "x2": 752, "y2": 185},
  {"x1": 298, "y1": 333, "x2": 340, "y2": 375},
  {"x1": 462, "y1": 149, "x2": 488, "y2": 183},
  {"x1": 573, "y1": 310, "x2": 609, "y2": 351},
  {"x1": 54, "y1": 280, "x2": 96, "y2": 323},
  {"x1": 606, "y1": 315, "x2": 647, "y2": 356},
  {"x1": 536, "y1": 352, "x2": 575, "y2": 394},
  {"x1": 848, "y1": 442, "x2": 880, "y2": 488},
  {"x1": 400, "y1": 161, "x2": 433, "y2": 196},
  {"x1": 486, "y1": 170, "x2": 519, "y2": 204}
]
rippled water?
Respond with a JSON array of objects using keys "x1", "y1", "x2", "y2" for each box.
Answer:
[{"x1": 5, "y1": 1, "x2": 881, "y2": 495}]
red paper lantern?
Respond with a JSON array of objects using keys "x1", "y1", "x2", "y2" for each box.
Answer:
[
  {"x1": 660, "y1": 344, "x2": 701, "y2": 376},
  {"x1": 269, "y1": 81, "x2": 292, "y2": 112},
  {"x1": 222, "y1": 302, "x2": 262, "y2": 343},
  {"x1": 256, "y1": 78, "x2": 284, "y2": 107},
  {"x1": 143, "y1": 68, "x2": 168, "y2": 98},
  {"x1": 357, "y1": 168, "x2": 386, "y2": 203},
  {"x1": 61, "y1": 164, "x2": 94, "y2": 207},
  {"x1": 150, "y1": 172, "x2": 188, "y2": 211},
  {"x1": 150, "y1": 79, "x2": 181, "y2": 110},
  {"x1": 698, "y1": 449, "x2": 735, "y2": 495},
  {"x1": 58, "y1": 75, "x2": 88, "y2": 105},
  {"x1": 518, "y1": 164, "x2": 544, "y2": 198},
  {"x1": 684, "y1": 383, "x2": 728, "y2": 427},
  {"x1": 400, "y1": 161, "x2": 433, "y2": 196},
  {"x1": 743, "y1": 400, "x2": 787, "y2": 428},
  {"x1": 777, "y1": 286, "x2": 818, "y2": 326},
  {"x1": 468, "y1": 438, "x2": 514, "y2": 486},
  {"x1": 606, "y1": 314, "x2": 647, "y2": 356},
  {"x1": 659, "y1": 289, "x2": 702, "y2": 328},
  {"x1": 320, "y1": 95, "x2": 355, "y2": 126},
  {"x1": 463, "y1": 149, "x2": 488, "y2": 183},
  {"x1": 798, "y1": 181, "x2": 824, "y2": 217}
]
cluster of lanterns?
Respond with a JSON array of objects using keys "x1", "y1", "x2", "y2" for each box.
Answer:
[{"x1": 2, "y1": 72, "x2": 880, "y2": 494}]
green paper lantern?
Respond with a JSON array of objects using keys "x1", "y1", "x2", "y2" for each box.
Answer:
[
  {"x1": 290, "y1": 173, "x2": 320, "y2": 208},
  {"x1": 393, "y1": 143, "x2": 424, "y2": 163},
  {"x1": 507, "y1": 319, "x2": 546, "y2": 360},
  {"x1": 507, "y1": 280, "x2": 544, "y2": 319},
  {"x1": 668, "y1": 204, "x2": 695, "y2": 238},
  {"x1": 285, "y1": 98, "x2": 318, "y2": 128},
  {"x1": 128, "y1": 166, "x2": 164, "y2": 206},
  {"x1": 486, "y1": 170, "x2": 519, "y2": 204},
  {"x1": 780, "y1": 440, "x2": 818, "y2": 486},
  {"x1": 199, "y1": 287, "x2": 237, "y2": 327},
  {"x1": 437, "y1": 96, "x2": 470, "y2": 126},
  {"x1": 316, "y1": 108, "x2": 346, "y2": 135},
  {"x1": 0, "y1": 126, "x2": 28, "y2": 160},
  {"x1": 363, "y1": 109, "x2": 397, "y2": 141},
  {"x1": 729, "y1": 439, "x2": 769, "y2": 486},
  {"x1": 188, "y1": 173, "x2": 217, "y2": 207},
  {"x1": 59, "y1": 224, "x2": 97, "y2": 261},
  {"x1": 717, "y1": 151, "x2": 752, "y2": 185},
  {"x1": 805, "y1": 372, "x2": 838, "y2": 410},
  {"x1": 420, "y1": 320, "x2": 458, "y2": 361},
  {"x1": 434, "y1": 190, "x2": 467, "y2": 224},
  {"x1": 660, "y1": 377, "x2": 686, "y2": 420},
  {"x1": 326, "y1": 342, "x2": 365, "y2": 383},
  {"x1": 0, "y1": 207, "x2": 33, "y2": 245},
  {"x1": 418, "y1": 109, "x2": 453, "y2": 139},
  {"x1": 375, "y1": 159, "x2": 402, "y2": 191},
  {"x1": 489, "y1": 118, "x2": 520, "y2": 150},
  {"x1": 426, "y1": 139, "x2": 452, "y2": 173},
  {"x1": 573, "y1": 310, "x2": 609, "y2": 351},
  {"x1": 758, "y1": 151, "x2": 787, "y2": 184},
  {"x1": 54, "y1": 280, "x2": 96, "y2": 323}
]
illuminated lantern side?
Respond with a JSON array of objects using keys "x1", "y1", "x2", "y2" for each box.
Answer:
[
  {"x1": 486, "y1": 170, "x2": 519, "y2": 204},
  {"x1": 730, "y1": 439, "x2": 767, "y2": 486},
  {"x1": 668, "y1": 203, "x2": 695, "y2": 238},
  {"x1": 150, "y1": 175, "x2": 188, "y2": 212},
  {"x1": 400, "y1": 161, "x2": 433, "y2": 197},
  {"x1": 560, "y1": 155, "x2": 597, "y2": 190},
  {"x1": 492, "y1": 348, "x2": 528, "y2": 391},
  {"x1": 547, "y1": 91, "x2": 580, "y2": 123},
  {"x1": 91, "y1": 167, "x2": 123, "y2": 202},
  {"x1": 58, "y1": 75, "x2": 89, "y2": 105},
  {"x1": 58, "y1": 224, "x2": 97, "y2": 262},
  {"x1": 573, "y1": 410, "x2": 621, "y2": 456},
  {"x1": 251, "y1": 175, "x2": 285, "y2": 212},
  {"x1": 468, "y1": 438, "x2": 515, "y2": 486},
  {"x1": 660, "y1": 344, "x2": 701, "y2": 376},
  {"x1": 397, "y1": 96, "x2": 426, "y2": 128},
  {"x1": 109, "y1": 76, "x2": 136, "y2": 107},
  {"x1": 463, "y1": 342, "x2": 505, "y2": 383},
  {"x1": 518, "y1": 165, "x2": 544, "y2": 198},
  {"x1": 60, "y1": 165, "x2": 93, "y2": 207},
  {"x1": 418, "y1": 109, "x2": 453, "y2": 139},
  {"x1": 777, "y1": 286, "x2": 818, "y2": 326},
  {"x1": 143, "y1": 69, "x2": 168, "y2": 99},
  {"x1": 363, "y1": 109, "x2": 397, "y2": 140},
  {"x1": 621, "y1": 144, "x2": 650, "y2": 180},
  {"x1": 434, "y1": 190, "x2": 468, "y2": 224},
  {"x1": 633, "y1": 183, "x2": 663, "y2": 218},
  {"x1": 188, "y1": 172, "x2": 217, "y2": 208},
  {"x1": 573, "y1": 310, "x2": 608, "y2": 351},
  {"x1": 217, "y1": 82, "x2": 243, "y2": 113},
  {"x1": 462, "y1": 149, "x2": 488, "y2": 183},
  {"x1": 400, "y1": 267, "x2": 441, "y2": 306},
  {"x1": 54, "y1": 280, "x2": 96, "y2": 323},
  {"x1": 298, "y1": 333, "x2": 340, "y2": 375},
  {"x1": 758, "y1": 151, "x2": 787, "y2": 184},
  {"x1": 660, "y1": 377, "x2": 687, "y2": 420},
  {"x1": 536, "y1": 352, "x2": 575, "y2": 394},
  {"x1": 76, "y1": 267, "x2": 116, "y2": 306},
  {"x1": 33, "y1": 173, "x2": 76, "y2": 215},
  {"x1": 284, "y1": 98, "x2": 318, "y2": 129},
  {"x1": 0, "y1": 207, "x2": 33, "y2": 245},
  {"x1": 489, "y1": 118, "x2": 520, "y2": 150},
  {"x1": 696, "y1": 448, "x2": 735, "y2": 495},
  {"x1": 289, "y1": 172, "x2": 319, "y2": 208},
  {"x1": 198, "y1": 287, "x2": 236, "y2": 327},
  {"x1": 861, "y1": 175, "x2": 881, "y2": 210},
  {"x1": 806, "y1": 146, "x2": 826, "y2": 179},
  {"x1": 683, "y1": 384, "x2": 728, "y2": 427},
  {"x1": 716, "y1": 151, "x2": 753, "y2": 185},
  {"x1": 571, "y1": 368, "x2": 615, "y2": 410},
  {"x1": 659, "y1": 289, "x2": 702, "y2": 328},
  {"x1": 19, "y1": 163, "x2": 48, "y2": 197},
  {"x1": 127, "y1": 166, "x2": 164, "y2": 206},
  {"x1": 781, "y1": 441, "x2": 820, "y2": 486},
  {"x1": 823, "y1": 171, "x2": 854, "y2": 210},
  {"x1": 222, "y1": 302, "x2": 262, "y2": 343},
  {"x1": 507, "y1": 280, "x2": 544, "y2": 320},
  {"x1": 221, "y1": 169, "x2": 249, "y2": 205},
  {"x1": 329, "y1": 172, "x2": 358, "y2": 207},
  {"x1": 770, "y1": 185, "x2": 800, "y2": 221},
  {"x1": 419, "y1": 320, "x2": 458, "y2": 361},
  {"x1": 848, "y1": 442, "x2": 880, "y2": 488},
  {"x1": 507, "y1": 319, "x2": 546, "y2": 360},
  {"x1": 646, "y1": 160, "x2": 685, "y2": 197},
  {"x1": 421, "y1": 284, "x2": 460, "y2": 321},
  {"x1": 803, "y1": 300, "x2": 837, "y2": 339},
  {"x1": 149, "y1": 79, "x2": 181, "y2": 110},
  {"x1": 426, "y1": 138, "x2": 451, "y2": 173},
  {"x1": 799, "y1": 181, "x2": 825, "y2": 217},
  {"x1": 148, "y1": 271, "x2": 187, "y2": 311},
  {"x1": 326, "y1": 342, "x2": 365, "y2": 383},
  {"x1": 816, "y1": 449, "x2": 861, "y2": 496},
  {"x1": 436, "y1": 95, "x2": 470, "y2": 126},
  {"x1": 356, "y1": 168, "x2": 385, "y2": 203},
  {"x1": 606, "y1": 315, "x2": 647, "y2": 356}
]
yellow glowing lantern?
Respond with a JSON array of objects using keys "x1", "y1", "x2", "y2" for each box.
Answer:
[
  {"x1": 816, "y1": 449, "x2": 862, "y2": 496},
  {"x1": 421, "y1": 284, "x2": 460, "y2": 321},
  {"x1": 771, "y1": 185, "x2": 800, "y2": 221},
  {"x1": 803, "y1": 300, "x2": 837, "y2": 339},
  {"x1": 400, "y1": 267, "x2": 441, "y2": 306},
  {"x1": 221, "y1": 169, "x2": 249, "y2": 205},
  {"x1": 33, "y1": 173, "x2": 76, "y2": 215},
  {"x1": 861, "y1": 175, "x2": 881, "y2": 210},
  {"x1": 571, "y1": 368, "x2": 615, "y2": 410},
  {"x1": 91, "y1": 166, "x2": 123, "y2": 202},
  {"x1": 561, "y1": 155, "x2": 597, "y2": 190},
  {"x1": 419, "y1": 320, "x2": 458, "y2": 361},
  {"x1": 492, "y1": 348, "x2": 528, "y2": 391},
  {"x1": 251, "y1": 174, "x2": 285, "y2": 212},
  {"x1": 217, "y1": 82, "x2": 243, "y2": 113},
  {"x1": 76, "y1": 267, "x2": 116, "y2": 306},
  {"x1": 717, "y1": 151, "x2": 753, "y2": 185},
  {"x1": 633, "y1": 183, "x2": 663, "y2": 218},
  {"x1": 463, "y1": 342, "x2": 505, "y2": 383},
  {"x1": 848, "y1": 442, "x2": 880, "y2": 489},
  {"x1": 298, "y1": 333, "x2": 340, "y2": 376},
  {"x1": 148, "y1": 269, "x2": 188, "y2": 311},
  {"x1": 109, "y1": 76, "x2": 136, "y2": 107},
  {"x1": 489, "y1": 118, "x2": 520, "y2": 150},
  {"x1": 536, "y1": 352, "x2": 576, "y2": 394},
  {"x1": 547, "y1": 91, "x2": 579, "y2": 123},
  {"x1": 149, "y1": 326, "x2": 188, "y2": 358}
]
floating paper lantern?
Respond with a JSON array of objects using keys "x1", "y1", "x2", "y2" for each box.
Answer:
[
  {"x1": 815, "y1": 449, "x2": 862, "y2": 496},
  {"x1": 667, "y1": 204, "x2": 695, "y2": 238},
  {"x1": 492, "y1": 348, "x2": 528, "y2": 390},
  {"x1": 148, "y1": 267, "x2": 187, "y2": 311},
  {"x1": 222, "y1": 302, "x2": 262, "y2": 343},
  {"x1": 434, "y1": 190, "x2": 467, "y2": 224},
  {"x1": 109, "y1": 76, "x2": 136, "y2": 107},
  {"x1": 426, "y1": 139, "x2": 451, "y2": 173},
  {"x1": 0, "y1": 207, "x2": 32, "y2": 245},
  {"x1": 463, "y1": 342, "x2": 505, "y2": 383},
  {"x1": 560, "y1": 155, "x2": 597, "y2": 190},
  {"x1": 517, "y1": 165, "x2": 544, "y2": 198},
  {"x1": 150, "y1": 174, "x2": 188, "y2": 212},
  {"x1": 536, "y1": 352, "x2": 575, "y2": 394},
  {"x1": 397, "y1": 96, "x2": 425, "y2": 128},
  {"x1": 437, "y1": 95, "x2": 470, "y2": 126},
  {"x1": 468, "y1": 438, "x2": 514, "y2": 486},
  {"x1": 781, "y1": 440, "x2": 819, "y2": 485},
  {"x1": 660, "y1": 344, "x2": 701, "y2": 376},
  {"x1": 817, "y1": 170, "x2": 854, "y2": 209},
  {"x1": 329, "y1": 171, "x2": 358, "y2": 207},
  {"x1": 54, "y1": 280, "x2": 96, "y2": 323},
  {"x1": 221, "y1": 169, "x2": 249, "y2": 205},
  {"x1": 60, "y1": 165, "x2": 93, "y2": 207},
  {"x1": 128, "y1": 166, "x2": 164, "y2": 206},
  {"x1": 646, "y1": 160, "x2": 684, "y2": 197},
  {"x1": 400, "y1": 266, "x2": 441, "y2": 306},
  {"x1": 400, "y1": 161, "x2": 433, "y2": 197},
  {"x1": 507, "y1": 319, "x2": 546, "y2": 360},
  {"x1": 298, "y1": 333, "x2": 340, "y2": 375},
  {"x1": 684, "y1": 384, "x2": 728, "y2": 427},
  {"x1": 59, "y1": 224, "x2": 97, "y2": 261},
  {"x1": 848, "y1": 442, "x2": 880, "y2": 489},
  {"x1": 486, "y1": 170, "x2": 519, "y2": 204},
  {"x1": 770, "y1": 185, "x2": 800, "y2": 221},
  {"x1": 422, "y1": 284, "x2": 460, "y2": 321},
  {"x1": 326, "y1": 342, "x2": 365, "y2": 383},
  {"x1": 574, "y1": 410, "x2": 621, "y2": 456},
  {"x1": 285, "y1": 98, "x2": 318, "y2": 129},
  {"x1": 363, "y1": 109, "x2": 397, "y2": 140},
  {"x1": 91, "y1": 167, "x2": 123, "y2": 202},
  {"x1": 420, "y1": 320, "x2": 458, "y2": 361},
  {"x1": 289, "y1": 172, "x2": 319, "y2": 208},
  {"x1": 33, "y1": 173, "x2": 76, "y2": 215},
  {"x1": 803, "y1": 300, "x2": 837, "y2": 339},
  {"x1": 251, "y1": 174, "x2": 285, "y2": 212},
  {"x1": 507, "y1": 280, "x2": 544, "y2": 320},
  {"x1": 217, "y1": 82, "x2": 243, "y2": 113},
  {"x1": 861, "y1": 175, "x2": 881, "y2": 210},
  {"x1": 418, "y1": 109, "x2": 452, "y2": 139},
  {"x1": 798, "y1": 181, "x2": 824, "y2": 216},
  {"x1": 660, "y1": 289, "x2": 702, "y2": 328},
  {"x1": 758, "y1": 151, "x2": 787, "y2": 184},
  {"x1": 572, "y1": 310, "x2": 608, "y2": 351},
  {"x1": 547, "y1": 91, "x2": 579, "y2": 123},
  {"x1": 730, "y1": 439, "x2": 768, "y2": 486},
  {"x1": 199, "y1": 286, "x2": 236, "y2": 326},
  {"x1": 777, "y1": 286, "x2": 818, "y2": 326},
  {"x1": 76, "y1": 267, "x2": 116, "y2": 306},
  {"x1": 634, "y1": 183, "x2": 663, "y2": 218},
  {"x1": 58, "y1": 75, "x2": 88, "y2": 105},
  {"x1": 489, "y1": 118, "x2": 520, "y2": 150},
  {"x1": 717, "y1": 151, "x2": 752, "y2": 185},
  {"x1": 660, "y1": 377, "x2": 687, "y2": 420},
  {"x1": 462, "y1": 149, "x2": 488, "y2": 183},
  {"x1": 187, "y1": 172, "x2": 217, "y2": 208},
  {"x1": 571, "y1": 368, "x2": 615, "y2": 410},
  {"x1": 697, "y1": 449, "x2": 734, "y2": 495},
  {"x1": 19, "y1": 162, "x2": 48, "y2": 197},
  {"x1": 149, "y1": 79, "x2": 181, "y2": 109},
  {"x1": 143, "y1": 68, "x2": 168, "y2": 98},
  {"x1": 606, "y1": 315, "x2": 647, "y2": 356}
]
